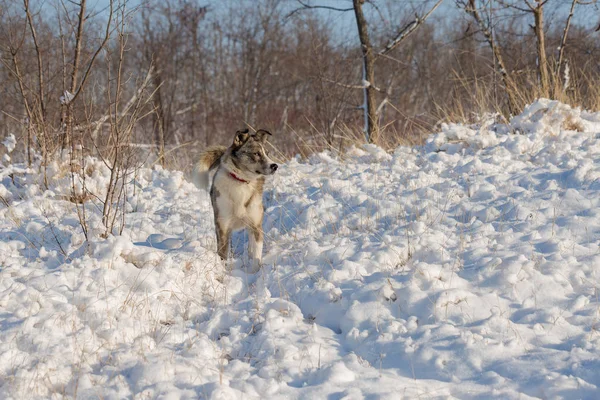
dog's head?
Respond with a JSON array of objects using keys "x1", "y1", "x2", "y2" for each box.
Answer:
[{"x1": 231, "y1": 129, "x2": 278, "y2": 176}]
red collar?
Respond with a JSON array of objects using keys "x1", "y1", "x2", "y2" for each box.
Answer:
[{"x1": 228, "y1": 171, "x2": 249, "y2": 184}]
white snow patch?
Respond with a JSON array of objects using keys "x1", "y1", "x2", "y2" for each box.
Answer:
[
  {"x1": 2, "y1": 134, "x2": 16, "y2": 153},
  {"x1": 59, "y1": 90, "x2": 75, "y2": 105},
  {"x1": 1, "y1": 99, "x2": 600, "y2": 398}
]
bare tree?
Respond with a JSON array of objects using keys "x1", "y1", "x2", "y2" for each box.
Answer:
[
  {"x1": 23, "y1": 0, "x2": 46, "y2": 168},
  {"x1": 0, "y1": 1, "x2": 48, "y2": 178},
  {"x1": 1, "y1": 0, "x2": 599, "y2": 172},
  {"x1": 2, "y1": 32, "x2": 36, "y2": 166},
  {"x1": 138, "y1": 0, "x2": 208, "y2": 164},
  {"x1": 496, "y1": 0, "x2": 549, "y2": 97},
  {"x1": 352, "y1": 0, "x2": 378, "y2": 143},
  {"x1": 554, "y1": 0, "x2": 597, "y2": 94},
  {"x1": 291, "y1": 0, "x2": 443, "y2": 144},
  {"x1": 458, "y1": 0, "x2": 518, "y2": 114},
  {"x1": 101, "y1": 6, "x2": 154, "y2": 237},
  {"x1": 556, "y1": 0, "x2": 579, "y2": 79}
]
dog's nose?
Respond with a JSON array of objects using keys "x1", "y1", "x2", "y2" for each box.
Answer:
[{"x1": 270, "y1": 163, "x2": 278, "y2": 172}]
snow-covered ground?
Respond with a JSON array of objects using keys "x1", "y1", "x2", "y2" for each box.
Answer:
[{"x1": 1, "y1": 99, "x2": 600, "y2": 399}]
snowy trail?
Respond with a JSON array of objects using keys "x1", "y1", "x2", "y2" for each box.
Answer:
[{"x1": 1, "y1": 99, "x2": 600, "y2": 399}]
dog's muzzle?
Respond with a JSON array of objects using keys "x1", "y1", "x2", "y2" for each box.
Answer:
[{"x1": 270, "y1": 163, "x2": 278, "y2": 173}]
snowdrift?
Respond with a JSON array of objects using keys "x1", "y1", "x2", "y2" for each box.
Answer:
[{"x1": 1, "y1": 99, "x2": 600, "y2": 399}]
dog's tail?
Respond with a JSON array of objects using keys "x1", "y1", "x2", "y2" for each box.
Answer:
[{"x1": 192, "y1": 146, "x2": 227, "y2": 190}]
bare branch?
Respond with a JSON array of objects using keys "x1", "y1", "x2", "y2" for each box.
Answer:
[
  {"x1": 297, "y1": 0, "x2": 353, "y2": 12},
  {"x1": 318, "y1": 76, "x2": 384, "y2": 92},
  {"x1": 88, "y1": 66, "x2": 154, "y2": 138},
  {"x1": 379, "y1": 0, "x2": 444, "y2": 56},
  {"x1": 70, "y1": 0, "x2": 114, "y2": 104},
  {"x1": 69, "y1": 0, "x2": 88, "y2": 95},
  {"x1": 556, "y1": 0, "x2": 578, "y2": 75},
  {"x1": 23, "y1": 0, "x2": 45, "y2": 119},
  {"x1": 285, "y1": 0, "x2": 353, "y2": 19},
  {"x1": 496, "y1": 0, "x2": 533, "y2": 13},
  {"x1": 460, "y1": 0, "x2": 518, "y2": 114},
  {"x1": 523, "y1": 0, "x2": 536, "y2": 10}
]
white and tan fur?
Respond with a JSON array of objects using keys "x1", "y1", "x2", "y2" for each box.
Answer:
[{"x1": 192, "y1": 129, "x2": 277, "y2": 271}]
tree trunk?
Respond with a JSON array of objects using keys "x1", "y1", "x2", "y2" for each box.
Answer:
[
  {"x1": 152, "y1": 73, "x2": 166, "y2": 167},
  {"x1": 352, "y1": 0, "x2": 378, "y2": 144},
  {"x1": 533, "y1": 1, "x2": 549, "y2": 98},
  {"x1": 556, "y1": 0, "x2": 577, "y2": 74},
  {"x1": 466, "y1": 0, "x2": 518, "y2": 115},
  {"x1": 24, "y1": 0, "x2": 46, "y2": 169},
  {"x1": 62, "y1": 0, "x2": 87, "y2": 151}
]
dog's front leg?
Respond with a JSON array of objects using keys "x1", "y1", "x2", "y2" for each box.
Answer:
[
  {"x1": 248, "y1": 224, "x2": 263, "y2": 272},
  {"x1": 215, "y1": 221, "x2": 231, "y2": 261}
]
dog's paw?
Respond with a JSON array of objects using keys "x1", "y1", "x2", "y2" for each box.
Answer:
[{"x1": 247, "y1": 260, "x2": 262, "y2": 274}]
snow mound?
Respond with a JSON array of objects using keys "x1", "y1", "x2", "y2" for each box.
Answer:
[
  {"x1": 426, "y1": 115, "x2": 501, "y2": 153},
  {"x1": 512, "y1": 98, "x2": 600, "y2": 135},
  {"x1": 1, "y1": 100, "x2": 600, "y2": 399}
]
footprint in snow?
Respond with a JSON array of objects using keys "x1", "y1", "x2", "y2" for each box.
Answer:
[{"x1": 138, "y1": 233, "x2": 184, "y2": 250}]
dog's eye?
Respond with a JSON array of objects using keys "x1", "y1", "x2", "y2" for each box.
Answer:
[{"x1": 254, "y1": 152, "x2": 261, "y2": 157}]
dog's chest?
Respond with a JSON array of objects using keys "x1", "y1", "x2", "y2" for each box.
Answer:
[{"x1": 212, "y1": 172, "x2": 261, "y2": 219}]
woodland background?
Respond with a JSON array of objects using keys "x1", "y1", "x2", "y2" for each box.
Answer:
[{"x1": 1, "y1": 0, "x2": 599, "y2": 171}]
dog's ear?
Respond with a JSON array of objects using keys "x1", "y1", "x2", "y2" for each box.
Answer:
[
  {"x1": 233, "y1": 129, "x2": 250, "y2": 148},
  {"x1": 254, "y1": 129, "x2": 272, "y2": 143}
]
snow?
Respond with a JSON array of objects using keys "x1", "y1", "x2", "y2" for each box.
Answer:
[
  {"x1": 2, "y1": 134, "x2": 16, "y2": 163},
  {"x1": 2, "y1": 134, "x2": 16, "y2": 154},
  {"x1": 59, "y1": 90, "x2": 75, "y2": 105},
  {"x1": 1, "y1": 99, "x2": 600, "y2": 399}
]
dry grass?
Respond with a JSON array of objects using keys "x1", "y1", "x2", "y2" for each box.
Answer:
[
  {"x1": 55, "y1": 65, "x2": 599, "y2": 175},
  {"x1": 439, "y1": 65, "x2": 600, "y2": 127}
]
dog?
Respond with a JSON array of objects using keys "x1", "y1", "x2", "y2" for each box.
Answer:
[{"x1": 192, "y1": 129, "x2": 278, "y2": 270}]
